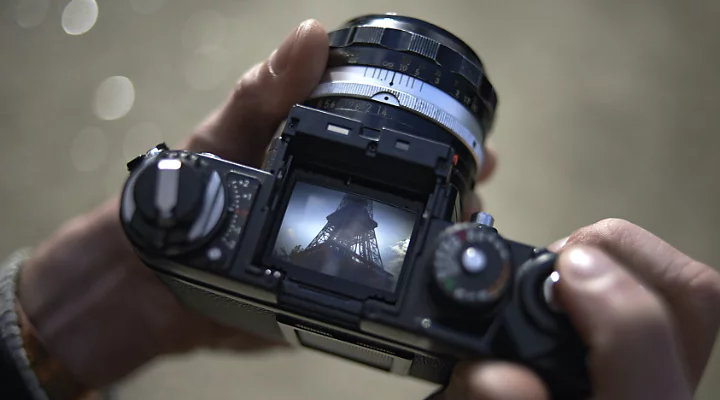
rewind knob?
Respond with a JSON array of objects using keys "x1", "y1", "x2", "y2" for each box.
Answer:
[{"x1": 120, "y1": 151, "x2": 226, "y2": 255}]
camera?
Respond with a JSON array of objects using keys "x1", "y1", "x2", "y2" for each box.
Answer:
[{"x1": 120, "y1": 14, "x2": 591, "y2": 399}]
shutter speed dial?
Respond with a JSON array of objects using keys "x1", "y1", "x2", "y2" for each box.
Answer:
[
  {"x1": 433, "y1": 223, "x2": 512, "y2": 308},
  {"x1": 121, "y1": 151, "x2": 226, "y2": 255}
]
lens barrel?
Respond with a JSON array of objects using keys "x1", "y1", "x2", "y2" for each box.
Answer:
[{"x1": 305, "y1": 14, "x2": 497, "y2": 195}]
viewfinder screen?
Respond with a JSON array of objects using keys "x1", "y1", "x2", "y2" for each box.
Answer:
[{"x1": 273, "y1": 182, "x2": 416, "y2": 292}]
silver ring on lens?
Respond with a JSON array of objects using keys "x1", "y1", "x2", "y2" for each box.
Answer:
[{"x1": 308, "y1": 66, "x2": 485, "y2": 169}]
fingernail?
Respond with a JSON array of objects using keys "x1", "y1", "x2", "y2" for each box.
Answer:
[
  {"x1": 547, "y1": 236, "x2": 570, "y2": 252},
  {"x1": 563, "y1": 246, "x2": 612, "y2": 280},
  {"x1": 269, "y1": 20, "x2": 308, "y2": 76}
]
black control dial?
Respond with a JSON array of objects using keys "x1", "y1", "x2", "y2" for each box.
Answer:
[
  {"x1": 121, "y1": 150, "x2": 226, "y2": 255},
  {"x1": 433, "y1": 223, "x2": 512, "y2": 308}
]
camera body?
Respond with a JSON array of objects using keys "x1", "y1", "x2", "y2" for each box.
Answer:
[{"x1": 120, "y1": 105, "x2": 590, "y2": 399}]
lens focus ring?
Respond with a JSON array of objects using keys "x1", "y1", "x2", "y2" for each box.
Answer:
[
  {"x1": 328, "y1": 26, "x2": 496, "y2": 113},
  {"x1": 326, "y1": 47, "x2": 495, "y2": 132},
  {"x1": 329, "y1": 26, "x2": 482, "y2": 86}
]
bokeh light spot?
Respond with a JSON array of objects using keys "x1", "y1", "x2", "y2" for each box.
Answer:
[
  {"x1": 93, "y1": 76, "x2": 135, "y2": 121},
  {"x1": 15, "y1": 0, "x2": 50, "y2": 29},
  {"x1": 61, "y1": 0, "x2": 99, "y2": 36}
]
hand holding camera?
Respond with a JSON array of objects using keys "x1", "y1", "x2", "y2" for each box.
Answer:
[{"x1": 17, "y1": 17, "x2": 718, "y2": 400}]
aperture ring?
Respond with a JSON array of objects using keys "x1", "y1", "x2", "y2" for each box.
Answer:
[
  {"x1": 308, "y1": 73, "x2": 484, "y2": 168},
  {"x1": 328, "y1": 47, "x2": 495, "y2": 132}
]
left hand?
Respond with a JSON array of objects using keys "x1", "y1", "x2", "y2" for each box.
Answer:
[
  {"x1": 17, "y1": 17, "x2": 500, "y2": 392},
  {"x1": 17, "y1": 19, "x2": 332, "y2": 389}
]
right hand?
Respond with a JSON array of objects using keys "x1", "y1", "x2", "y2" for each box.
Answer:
[{"x1": 437, "y1": 218, "x2": 720, "y2": 399}]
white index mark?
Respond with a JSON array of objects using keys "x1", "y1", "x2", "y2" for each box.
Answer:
[
  {"x1": 327, "y1": 124, "x2": 350, "y2": 135},
  {"x1": 155, "y1": 161, "x2": 181, "y2": 219}
]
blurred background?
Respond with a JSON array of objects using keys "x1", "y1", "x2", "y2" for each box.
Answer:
[{"x1": 1, "y1": 0, "x2": 719, "y2": 399}]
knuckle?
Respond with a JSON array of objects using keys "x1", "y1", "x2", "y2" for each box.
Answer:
[
  {"x1": 567, "y1": 218, "x2": 637, "y2": 248},
  {"x1": 231, "y1": 62, "x2": 263, "y2": 98},
  {"x1": 232, "y1": 75, "x2": 248, "y2": 96},
  {"x1": 596, "y1": 217, "x2": 635, "y2": 233}
]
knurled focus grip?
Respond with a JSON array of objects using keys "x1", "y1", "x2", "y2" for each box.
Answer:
[{"x1": 328, "y1": 26, "x2": 497, "y2": 109}]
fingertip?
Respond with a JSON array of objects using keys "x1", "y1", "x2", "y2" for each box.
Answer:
[
  {"x1": 554, "y1": 247, "x2": 691, "y2": 399},
  {"x1": 553, "y1": 245, "x2": 626, "y2": 343},
  {"x1": 556, "y1": 246, "x2": 608, "y2": 281},
  {"x1": 289, "y1": 20, "x2": 329, "y2": 78},
  {"x1": 235, "y1": 18, "x2": 328, "y2": 98},
  {"x1": 297, "y1": 18, "x2": 328, "y2": 40},
  {"x1": 293, "y1": 18, "x2": 329, "y2": 58},
  {"x1": 555, "y1": 245, "x2": 675, "y2": 354},
  {"x1": 266, "y1": 19, "x2": 328, "y2": 107},
  {"x1": 463, "y1": 362, "x2": 549, "y2": 400},
  {"x1": 554, "y1": 246, "x2": 617, "y2": 320}
]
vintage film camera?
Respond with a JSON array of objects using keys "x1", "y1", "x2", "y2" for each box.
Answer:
[{"x1": 120, "y1": 14, "x2": 591, "y2": 399}]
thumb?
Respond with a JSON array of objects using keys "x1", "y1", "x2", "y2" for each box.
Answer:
[
  {"x1": 185, "y1": 19, "x2": 329, "y2": 166},
  {"x1": 555, "y1": 246, "x2": 692, "y2": 400}
]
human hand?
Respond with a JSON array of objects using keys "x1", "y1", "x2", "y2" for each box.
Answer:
[
  {"x1": 435, "y1": 219, "x2": 720, "y2": 399},
  {"x1": 16, "y1": 19, "x2": 332, "y2": 389},
  {"x1": 17, "y1": 17, "x2": 500, "y2": 392}
]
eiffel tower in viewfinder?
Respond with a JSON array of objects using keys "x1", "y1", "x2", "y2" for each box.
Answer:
[{"x1": 294, "y1": 193, "x2": 393, "y2": 287}]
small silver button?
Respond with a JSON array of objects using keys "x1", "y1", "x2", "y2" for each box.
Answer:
[
  {"x1": 461, "y1": 247, "x2": 487, "y2": 274},
  {"x1": 471, "y1": 211, "x2": 494, "y2": 227},
  {"x1": 207, "y1": 247, "x2": 222, "y2": 261}
]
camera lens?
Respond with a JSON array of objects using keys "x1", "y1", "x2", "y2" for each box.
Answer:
[{"x1": 305, "y1": 14, "x2": 497, "y2": 196}]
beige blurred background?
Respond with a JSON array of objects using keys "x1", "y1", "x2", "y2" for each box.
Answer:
[{"x1": 2, "y1": 0, "x2": 719, "y2": 398}]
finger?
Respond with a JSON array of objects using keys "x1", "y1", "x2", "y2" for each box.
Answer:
[
  {"x1": 434, "y1": 362, "x2": 548, "y2": 400},
  {"x1": 555, "y1": 218, "x2": 720, "y2": 386},
  {"x1": 184, "y1": 19, "x2": 329, "y2": 166},
  {"x1": 462, "y1": 190, "x2": 483, "y2": 221},
  {"x1": 547, "y1": 236, "x2": 569, "y2": 252},
  {"x1": 477, "y1": 143, "x2": 497, "y2": 184},
  {"x1": 555, "y1": 246, "x2": 692, "y2": 400},
  {"x1": 460, "y1": 144, "x2": 495, "y2": 221}
]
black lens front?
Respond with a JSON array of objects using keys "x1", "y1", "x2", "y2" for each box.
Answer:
[{"x1": 305, "y1": 14, "x2": 497, "y2": 198}]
